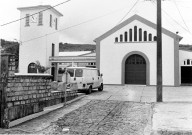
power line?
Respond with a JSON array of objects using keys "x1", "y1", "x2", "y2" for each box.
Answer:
[
  {"x1": 0, "y1": 0, "x2": 71, "y2": 27},
  {"x1": 7, "y1": 5, "x2": 132, "y2": 46},
  {"x1": 173, "y1": 0, "x2": 191, "y2": 33},
  {"x1": 117, "y1": 0, "x2": 140, "y2": 24},
  {"x1": 151, "y1": 0, "x2": 192, "y2": 35},
  {"x1": 149, "y1": 0, "x2": 178, "y2": 29}
]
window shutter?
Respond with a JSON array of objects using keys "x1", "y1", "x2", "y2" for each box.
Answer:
[
  {"x1": 25, "y1": 14, "x2": 30, "y2": 26},
  {"x1": 38, "y1": 12, "x2": 43, "y2": 25},
  {"x1": 55, "y1": 18, "x2": 57, "y2": 30},
  {"x1": 50, "y1": 14, "x2": 52, "y2": 27}
]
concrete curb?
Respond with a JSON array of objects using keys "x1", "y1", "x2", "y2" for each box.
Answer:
[
  {"x1": 9, "y1": 93, "x2": 86, "y2": 128},
  {"x1": 150, "y1": 130, "x2": 192, "y2": 135}
]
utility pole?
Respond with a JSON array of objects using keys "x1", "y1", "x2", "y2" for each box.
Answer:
[{"x1": 156, "y1": 0, "x2": 163, "y2": 102}]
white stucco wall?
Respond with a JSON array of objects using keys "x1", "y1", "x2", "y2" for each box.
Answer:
[
  {"x1": 99, "y1": 20, "x2": 176, "y2": 86},
  {"x1": 18, "y1": 7, "x2": 60, "y2": 73},
  {"x1": 162, "y1": 34, "x2": 175, "y2": 86}
]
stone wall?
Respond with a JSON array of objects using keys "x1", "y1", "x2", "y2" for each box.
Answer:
[
  {"x1": 5, "y1": 75, "x2": 52, "y2": 121},
  {"x1": 6, "y1": 75, "x2": 78, "y2": 122},
  {"x1": 0, "y1": 54, "x2": 78, "y2": 128}
]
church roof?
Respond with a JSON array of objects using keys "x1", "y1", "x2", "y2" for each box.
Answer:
[
  {"x1": 94, "y1": 14, "x2": 182, "y2": 42},
  {"x1": 17, "y1": 5, "x2": 63, "y2": 16}
]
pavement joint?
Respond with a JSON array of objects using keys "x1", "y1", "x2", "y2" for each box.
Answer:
[
  {"x1": 88, "y1": 101, "x2": 124, "y2": 130},
  {"x1": 106, "y1": 95, "x2": 112, "y2": 100}
]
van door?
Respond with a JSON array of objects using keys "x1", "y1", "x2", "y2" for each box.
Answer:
[
  {"x1": 92, "y1": 69, "x2": 99, "y2": 88},
  {"x1": 97, "y1": 70, "x2": 102, "y2": 87},
  {"x1": 74, "y1": 69, "x2": 84, "y2": 89},
  {"x1": 84, "y1": 69, "x2": 93, "y2": 88}
]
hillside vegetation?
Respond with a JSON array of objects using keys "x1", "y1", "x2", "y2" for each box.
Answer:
[{"x1": 59, "y1": 43, "x2": 96, "y2": 52}]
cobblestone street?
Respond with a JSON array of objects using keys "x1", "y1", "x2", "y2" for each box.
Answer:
[
  {"x1": 0, "y1": 99, "x2": 152, "y2": 135},
  {"x1": 41, "y1": 100, "x2": 152, "y2": 135}
]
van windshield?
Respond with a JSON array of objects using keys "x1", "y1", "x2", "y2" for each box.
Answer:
[
  {"x1": 75, "y1": 69, "x2": 83, "y2": 77},
  {"x1": 67, "y1": 69, "x2": 74, "y2": 77}
]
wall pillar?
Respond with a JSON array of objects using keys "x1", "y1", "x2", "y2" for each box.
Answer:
[{"x1": 0, "y1": 53, "x2": 15, "y2": 128}]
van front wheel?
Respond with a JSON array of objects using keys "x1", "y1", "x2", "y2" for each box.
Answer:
[
  {"x1": 98, "y1": 84, "x2": 103, "y2": 91},
  {"x1": 87, "y1": 86, "x2": 92, "y2": 94}
]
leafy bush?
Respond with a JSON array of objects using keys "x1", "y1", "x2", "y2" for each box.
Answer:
[{"x1": 35, "y1": 61, "x2": 51, "y2": 73}]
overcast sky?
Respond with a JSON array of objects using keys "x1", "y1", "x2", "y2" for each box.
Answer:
[{"x1": 0, "y1": 0, "x2": 192, "y2": 44}]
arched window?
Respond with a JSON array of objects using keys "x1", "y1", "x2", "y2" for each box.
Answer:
[
  {"x1": 129, "y1": 29, "x2": 132, "y2": 42},
  {"x1": 115, "y1": 37, "x2": 118, "y2": 42},
  {"x1": 139, "y1": 28, "x2": 142, "y2": 41},
  {"x1": 149, "y1": 34, "x2": 152, "y2": 41},
  {"x1": 120, "y1": 34, "x2": 123, "y2": 42},
  {"x1": 28, "y1": 63, "x2": 37, "y2": 73},
  {"x1": 144, "y1": 31, "x2": 147, "y2": 41},
  {"x1": 134, "y1": 26, "x2": 137, "y2": 41},
  {"x1": 124, "y1": 32, "x2": 128, "y2": 42},
  {"x1": 153, "y1": 36, "x2": 157, "y2": 41}
]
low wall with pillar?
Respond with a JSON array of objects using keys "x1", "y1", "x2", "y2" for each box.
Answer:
[{"x1": 0, "y1": 54, "x2": 78, "y2": 128}]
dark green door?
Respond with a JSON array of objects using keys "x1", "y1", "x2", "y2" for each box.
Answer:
[{"x1": 125, "y1": 54, "x2": 146, "y2": 84}]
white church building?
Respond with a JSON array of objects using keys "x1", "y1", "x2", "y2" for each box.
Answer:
[
  {"x1": 17, "y1": 5, "x2": 192, "y2": 86},
  {"x1": 95, "y1": 14, "x2": 192, "y2": 86},
  {"x1": 17, "y1": 5, "x2": 63, "y2": 76}
]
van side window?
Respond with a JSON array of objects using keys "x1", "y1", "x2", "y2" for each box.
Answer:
[
  {"x1": 75, "y1": 69, "x2": 83, "y2": 77},
  {"x1": 67, "y1": 69, "x2": 74, "y2": 77}
]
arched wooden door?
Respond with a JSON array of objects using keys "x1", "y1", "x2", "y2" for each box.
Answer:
[{"x1": 125, "y1": 54, "x2": 146, "y2": 84}]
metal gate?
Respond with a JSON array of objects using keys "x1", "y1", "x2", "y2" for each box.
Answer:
[{"x1": 125, "y1": 54, "x2": 146, "y2": 84}]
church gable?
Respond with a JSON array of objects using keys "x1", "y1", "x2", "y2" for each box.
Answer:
[{"x1": 95, "y1": 14, "x2": 182, "y2": 43}]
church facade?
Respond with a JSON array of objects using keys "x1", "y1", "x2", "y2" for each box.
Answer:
[{"x1": 95, "y1": 15, "x2": 183, "y2": 86}]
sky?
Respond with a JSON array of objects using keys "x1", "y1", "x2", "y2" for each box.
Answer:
[{"x1": 0, "y1": 0, "x2": 192, "y2": 44}]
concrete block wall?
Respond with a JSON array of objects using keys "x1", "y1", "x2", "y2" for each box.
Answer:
[
  {"x1": 5, "y1": 75, "x2": 52, "y2": 122},
  {"x1": 5, "y1": 76, "x2": 78, "y2": 126}
]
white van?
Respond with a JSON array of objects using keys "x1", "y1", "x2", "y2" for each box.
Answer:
[{"x1": 66, "y1": 67, "x2": 103, "y2": 94}]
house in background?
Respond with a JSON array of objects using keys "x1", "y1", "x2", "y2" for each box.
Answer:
[
  {"x1": 17, "y1": 5, "x2": 63, "y2": 75},
  {"x1": 49, "y1": 51, "x2": 96, "y2": 71}
]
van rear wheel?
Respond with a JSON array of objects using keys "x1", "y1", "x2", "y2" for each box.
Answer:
[
  {"x1": 87, "y1": 86, "x2": 92, "y2": 94},
  {"x1": 98, "y1": 84, "x2": 103, "y2": 91}
]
